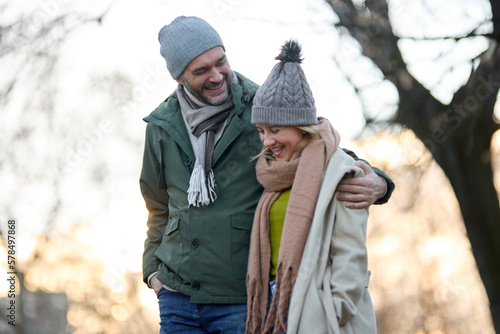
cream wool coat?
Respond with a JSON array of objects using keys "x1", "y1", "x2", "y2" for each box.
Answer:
[{"x1": 286, "y1": 148, "x2": 376, "y2": 334}]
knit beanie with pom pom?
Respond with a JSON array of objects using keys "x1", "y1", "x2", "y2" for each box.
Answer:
[{"x1": 251, "y1": 39, "x2": 317, "y2": 125}]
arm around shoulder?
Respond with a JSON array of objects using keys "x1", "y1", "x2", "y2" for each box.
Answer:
[
  {"x1": 340, "y1": 148, "x2": 395, "y2": 205},
  {"x1": 371, "y1": 166, "x2": 395, "y2": 204}
]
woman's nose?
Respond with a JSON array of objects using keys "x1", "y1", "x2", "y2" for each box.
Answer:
[{"x1": 262, "y1": 134, "x2": 275, "y2": 147}]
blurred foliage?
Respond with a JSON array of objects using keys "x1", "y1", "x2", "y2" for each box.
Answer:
[
  {"x1": 355, "y1": 128, "x2": 498, "y2": 333},
  {"x1": 0, "y1": 0, "x2": 499, "y2": 333}
]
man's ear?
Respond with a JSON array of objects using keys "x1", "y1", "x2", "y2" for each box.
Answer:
[{"x1": 175, "y1": 77, "x2": 182, "y2": 84}]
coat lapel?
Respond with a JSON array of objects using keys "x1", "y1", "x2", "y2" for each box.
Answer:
[
  {"x1": 212, "y1": 113, "x2": 246, "y2": 166},
  {"x1": 212, "y1": 82, "x2": 248, "y2": 166}
]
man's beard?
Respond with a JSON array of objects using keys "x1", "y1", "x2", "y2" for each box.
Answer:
[{"x1": 180, "y1": 74, "x2": 232, "y2": 106}]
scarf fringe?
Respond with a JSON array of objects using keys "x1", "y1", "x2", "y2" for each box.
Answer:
[
  {"x1": 246, "y1": 278, "x2": 262, "y2": 333},
  {"x1": 264, "y1": 265, "x2": 295, "y2": 334},
  {"x1": 187, "y1": 165, "x2": 217, "y2": 207}
]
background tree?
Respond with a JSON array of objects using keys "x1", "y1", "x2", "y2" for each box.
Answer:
[
  {"x1": 324, "y1": 0, "x2": 500, "y2": 330},
  {"x1": 0, "y1": 2, "x2": 148, "y2": 332},
  {"x1": 1, "y1": 0, "x2": 497, "y2": 332}
]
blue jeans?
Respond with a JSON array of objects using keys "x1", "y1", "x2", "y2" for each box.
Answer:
[
  {"x1": 157, "y1": 287, "x2": 247, "y2": 334},
  {"x1": 268, "y1": 281, "x2": 284, "y2": 334},
  {"x1": 268, "y1": 280, "x2": 276, "y2": 306}
]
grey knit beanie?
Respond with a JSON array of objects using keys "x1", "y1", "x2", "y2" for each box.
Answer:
[
  {"x1": 251, "y1": 40, "x2": 317, "y2": 125},
  {"x1": 159, "y1": 16, "x2": 225, "y2": 79}
]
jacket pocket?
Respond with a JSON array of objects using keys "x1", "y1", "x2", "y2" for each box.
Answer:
[
  {"x1": 230, "y1": 213, "x2": 254, "y2": 280},
  {"x1": 154, "y1": 215, "x2": 183, "y2": 274}
]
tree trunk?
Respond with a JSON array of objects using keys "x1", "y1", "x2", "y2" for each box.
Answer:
[
  {"x1": 430, "y1": 43, "x2": 500, "y2": 331},
  {"x1": 325, "y1": 0, "x2": 500, "y2": 331},
  {"x1": 438, "y1": 140, "x2": 500, "y2": 330}
]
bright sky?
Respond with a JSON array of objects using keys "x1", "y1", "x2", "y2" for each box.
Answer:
[
  {"x1": 64, "y1": 0, "x2": 361, "y2": 307},
  {"x1": 57, "y1": 0, "x2": 492, "y2": 265},
  {"x1": 45, "y1": 0, "x2": 364, "y2": 311},
  {"x1": 1, "y1": 0, "x2": 360, "y2": 304},
  {"x1": 61, "y1": 0, "x2": 368, "y2": 139},
  {"x1": 0, "y1": 0, "x2": 494, "y2": 312}
]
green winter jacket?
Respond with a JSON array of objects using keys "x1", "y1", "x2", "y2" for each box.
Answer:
[{"x1": 140, "y1": 73, "x2": 264, "y2": 304}]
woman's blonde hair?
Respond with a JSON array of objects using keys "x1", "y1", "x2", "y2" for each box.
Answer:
[{"x1": 252, "y1": 124, "x2": 320, "y2": 161}]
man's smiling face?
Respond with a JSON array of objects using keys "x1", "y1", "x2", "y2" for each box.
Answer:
[{"x1": 177, "y1": 46, "x2": 232, "y2": 106}]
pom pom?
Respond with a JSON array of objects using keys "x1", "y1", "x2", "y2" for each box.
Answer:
[{"x1": 275, "y1": 39, "x2": 303, "y2": 63}]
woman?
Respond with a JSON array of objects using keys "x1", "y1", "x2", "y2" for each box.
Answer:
[{"x1": 246, "y1": 40, "x2": 376, "y2": 334}]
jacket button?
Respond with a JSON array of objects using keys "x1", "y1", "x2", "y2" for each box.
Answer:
[
  {"x1": 192, "y1": 282, "x2": 201, "y2": 290},
  {"x1": 190, "y1": 239, "x2": 199, "y2": 249},
  {"x1": 184, "y1": 158, "x2": 191, "y2": 166}
]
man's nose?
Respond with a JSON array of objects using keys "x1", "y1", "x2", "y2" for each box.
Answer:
[{"x1": 209, "y1": 68, "x2": 223, "y2": 82}]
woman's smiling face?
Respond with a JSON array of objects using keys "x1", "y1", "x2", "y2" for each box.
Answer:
[{"x1": 255, "y1": 124, "x2": 305, "y2": 162}]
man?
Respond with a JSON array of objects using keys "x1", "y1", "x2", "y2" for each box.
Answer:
[{"x1": 140, "y1": 16, "x2": 394, "y2": 333}]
